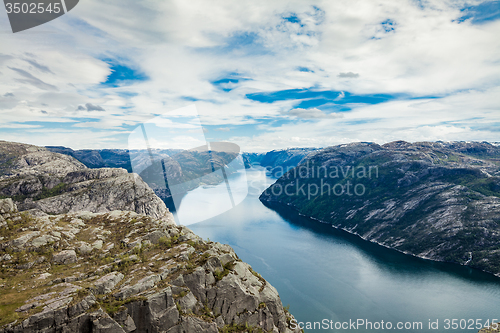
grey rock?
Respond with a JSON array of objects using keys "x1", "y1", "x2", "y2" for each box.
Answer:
[
  {"x1": 177, "y1": 291, "x2": 198, "y2": 313},
  {"x1": 16, "y1": 262, "x2": 34, "y2": 270},
  {"x1": 0, "y1": 198, "x2": 16, "y2": 214},
  {"x1": 166, "y1": 316, "x2": 218, "y2": 333},
  {"x1": 76, "y1": 241, "x2": 93, "y2": 254},
  {"x1": 11, "y1": 231, "x2": 40, "y2": 249},
  {"x1": 112, "y1": 309, "x2": 136, "y2": 333},
  {"x1": 31, "y1": 234, "x2": 58, "y2": 248},
  {"x1": 219, "y1": 253, "x2": 235, "y2": 266},
  {"x1": 92, "y1": 240, "x2": 103, "y2": 250},
  {"x1": 92, "y1": 314, "x2": 126, "y2": 333},
  {"x1": 93, "y1": 272, "x2": 124, "y2": 294},
  {"x1": 114, "y1": 274, "x2": 160, "y2": 300},
  {"x1": 52, "y1": 250, "x2": 77, "y2": 264}
]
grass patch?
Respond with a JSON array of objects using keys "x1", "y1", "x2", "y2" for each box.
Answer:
[
  {"x1": 214, "y1": 262, "x2": 235, "y2": 281},
  {"x1": 97, "y1": 295, "x2": 147, "y2": 316}
]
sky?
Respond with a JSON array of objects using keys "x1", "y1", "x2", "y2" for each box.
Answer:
[{"x1": 0, "y1": 0, "x2": 499, "y2": 152}]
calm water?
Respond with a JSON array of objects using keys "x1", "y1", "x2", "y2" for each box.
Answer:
[{"x1": 175, "y1": 168, "x2": 500, "y2": 332}]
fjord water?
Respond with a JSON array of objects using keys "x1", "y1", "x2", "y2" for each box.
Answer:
[{"x1": 176, "y1": 168, "x2": 500, "y2": 332}]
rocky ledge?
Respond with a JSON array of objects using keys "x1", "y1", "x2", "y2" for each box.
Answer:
[
  {"x1": 0, "y1": 198, "x2": 298, "y2": 333},
  {"x1": 0, "y1": 141, "x2": 171, "y2": 222}
]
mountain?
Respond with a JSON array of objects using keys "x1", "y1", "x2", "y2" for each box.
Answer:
[
  {"x1": 260, "y1": 141, "x2": 500, "y2": 276},
  {"x1": 0, "y1": 141, "x2": 299, "y2": 332},
  {"x1": 0, "y1": 141, "x2": 171, "y2": 221},
  {"x1": 0, "y1": 200, "x2": 298, "y2": 333},
  {"x1": 244, "y1": 148, "x2": 318, "y2": 177}
]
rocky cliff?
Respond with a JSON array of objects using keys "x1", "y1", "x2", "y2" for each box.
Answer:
[
  {"x1": 0, "y1": 142, "x2": 171, "y2": 222},
  {"x1": 260, "y1": 141, "x2": 500, "y2": 276},
  {"x1": 0, "y1": 199, "x2": 298, "y2": 333},
  {"x1": 0, "y1": 141, "x2": 299, "y2": 332}
]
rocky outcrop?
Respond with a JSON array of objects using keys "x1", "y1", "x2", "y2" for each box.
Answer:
[
  {"x1": 260, "y1": 140, "x2": 500, "y2": 276},
  {"x1": 0, "y1": 201, "x2": 298, "y2": 333},
  {"x1": 0, "y1": 142, "x2": 172, "y2": 222},
  {"x1": 0, "y1": 141, "x2": 85, "y2": 179}
]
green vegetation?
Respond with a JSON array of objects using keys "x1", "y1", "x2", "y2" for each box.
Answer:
[
  {"x1": 98, "y1": 295, "x2": 147, "y2": 316},
  {"x1": 33, "y1": 183, "x2": 68, "y2": 201},
  {"x1": 214, "y1": 262, "x2": 235, "y2": 281}
]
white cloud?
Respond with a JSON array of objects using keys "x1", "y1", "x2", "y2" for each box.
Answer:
[
  {"x1": 286, "y1": 108, "x2": 344, "y2": 119},
  {"x1": 0, "y1": 0, "x2": 499, "y2": 151}
]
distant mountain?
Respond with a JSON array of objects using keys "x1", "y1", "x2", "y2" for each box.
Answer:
[
  {"x1": 244, "y1": 148, "x2": 318, "y2": 177},
  {"x1": 260, "y1": 141, "x2": 500, "y2": 276},
  {"x1": 46, "y1": 146, "x2": 183, "y2": 172},
  {"x1": 47, "y1": 145, "x2": 241, "y2": 211}
]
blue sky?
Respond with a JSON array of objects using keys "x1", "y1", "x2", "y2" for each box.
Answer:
[{"x1": 0, "y1": 0, "x2": 499, "y2": 151}]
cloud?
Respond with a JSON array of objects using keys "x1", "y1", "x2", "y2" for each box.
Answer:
[
  {"x1": 286, "y1": 108, "x2": 344, "y2": 119},
  {"x1": 215, "y1": 127, "x2": 231, "y2": 131},
  {"x1": 75, "y1": 103, "x2": 107, "y2": 112},
  {"x1": 0, "y1": 0, "x2": 499, "y2": 151},
  {"x1": 0, "y1": 54, "x2": 13, "y2": 66},
  {"x1": 0, "y1": 123, "x2": 43, "y2": 129},
  {"x1": 84, "y1": 103, "x2": 106, "y2": 111},
  {"x1": 8, "y1": 67, "x2": 57, "y2": 91},
  {"x1": 3, "y1": 93, "x2": 14, "y2": 97},
  {"x1": 338, "y1": 72, "x2": 360, "y2": 78},
  {"x1": 23, "y1": 58, "x2": 53, "y2": 74}
]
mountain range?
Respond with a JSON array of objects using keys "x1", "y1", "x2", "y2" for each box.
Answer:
[{"x1": 260, "y1": 141, "x2": 500, "y2": 276}]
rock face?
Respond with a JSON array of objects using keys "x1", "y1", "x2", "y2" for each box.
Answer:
[
  {"x1": 0, "y1": 203, "x2": 298, "y2": 333},
  {"x1": 0, "y1": 141, "x2": 172, "y2": 222},
  {"x1": 260, "y1": 141, "x2": 500, "y2": 276}
]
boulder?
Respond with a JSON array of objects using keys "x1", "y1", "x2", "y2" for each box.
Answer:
[
  {"x1": 0, "y1": 198, "x2": 17, "y2": 214},
  {"x1": 93, "y1": 272, "x2": 124, "y2": 294},
  {"x1": 52, "y1": 250, "x2": 77, "y2": 264}
]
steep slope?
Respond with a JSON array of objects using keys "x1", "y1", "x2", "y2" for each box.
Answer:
[
  {"x1": 0, "y1": 142, "x2": 171, "y2": 222},
  {"x1": 260, "y1": 141, "x2": 500, "y2": 275},
  {"x1": 0, "y1": 199, "x2": 299, "y2": 333}
]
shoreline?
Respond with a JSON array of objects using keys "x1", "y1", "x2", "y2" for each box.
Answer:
[{"x1": 259, "y1": 198, "x2": 500, "y2": 280}]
